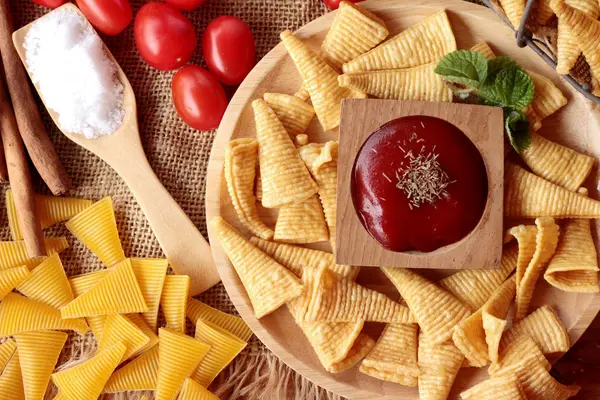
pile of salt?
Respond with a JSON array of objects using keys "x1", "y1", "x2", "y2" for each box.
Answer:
[{"x1": 24, "y1": 9, "x2": 124, "y2": 139}]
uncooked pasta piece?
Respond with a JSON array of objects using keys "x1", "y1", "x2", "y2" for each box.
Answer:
[
  {"x1": 0, "y1": 350, "x2": 24, "y2": 398},
  {"x1": 103, "y1": 345, "x2": 159, "y2": 393},
  {"x1": 186, "y1": 298, "x2": 252, "y2": 342},
  {"x1": 179, "y1": 378, "x2": 220, "y2": 400},
  {"x1": 130, "y1": 258, "x2": 168, "y2": 331},
  {"x1": 0, "y1": 266, "x2": 30, "y2": 300},
  {"x1": 160, "y1": 275, "x2": 190, "y2": 332},
  {"x1": 16, "y1": 253, "x2": 74, "y2": 308},
  {"x1": 0, "y1": 238, "x2": 68, "y2": 270},
  {"x1": 98, "y1": 314, "x2": 151, "y2": 363}
]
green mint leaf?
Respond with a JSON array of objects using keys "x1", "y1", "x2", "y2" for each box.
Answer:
[
  {"x1": 434, "y1": 50, "x2": 488, "y2": 88},
  {"x1": 505, "y1": 109, "x2": 531, "y2": 153},
  {"x1": 486, "y1": 56, "x2": 519, "y2": 81},
  {"x1": 479, "y1": 67, "x2": 534, "y2": 109}
]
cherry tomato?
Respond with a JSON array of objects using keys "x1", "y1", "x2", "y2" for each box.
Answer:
[
  {"x1": 172, "y1": 65, "x2": 228, "y2": 131},
  {"x1": 203, "y1": 16, "x2": 255, "y2": 86},
  {"x1": 164, "y1": 0, "x2": 207, "y2": 11},
  {"x1": 323, "y1": 0, "x2": 362, "y2": 10},
  {"x1": 76, "y1": 0, "x2": 132, "y2": 35},
  {"x1": 134, "y1": 3, "x2": 197, "y2": 71},
  {"x1": 31, "y1": 0, "x2": 67, "y2": 8}
]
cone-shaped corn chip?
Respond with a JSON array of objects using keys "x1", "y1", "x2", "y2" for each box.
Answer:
[
  {"x1": 294, "y1": 84, "x2": 310, "y2": 102},
  {"x1": 439, "y1": 245, "x2": 517, "y2": 311},
  {"x1": 418, "y1": 334, "x2": 464, "y2": 400},
  {"x1": 501, "y1": 305, "x2": 569, "y2": 354},
  {"x1": 103, "y1": 345, "x2": 159, "y2": 393},
  {"x1": 0, "y1": 339, "x2": 17, "y2": 372},
  {"x1": 515, "y1": 217, "x2": 560, "y2": 320},
  {"x1": 0, "y1": 351, "x2": 24, "y2": 399},
  {"x1": 384, "y1": 268, "x2": 471, "y2": 344},
  {"x1": 0, "y1": 266, "x2": 29, "y2": 300},
  {"x1": 98, "y1": 314, "x2": 150, "y2": 364},
  {"x1": 312, "y1": 141, "x2": 339, "y2": 250},
  {"x1": 156, "y1": 328, "x2": 211, "y2": 400},
  {"x1": 528, "y1": 71, "x2": 568, "y2": 120},
  {"x1": 461, "y1": 375, "x2": 527, "y2": 400},
  {"x1": 498, "y1": 0, "x2": 526, "y2": 28},
  {"x1": 66, "y1": 197, "x2": 125, "y2": 267},
  {"x1": 52, "y1": 343, "x2": 125, "y2": 400},
  {"x1": 321, "y1": 1, "x2": 388, "y2": 70},
  {"x1": 15, "y1": 331, "x2": 67, "y2": 400},
  {"x1": 263, "y1": 93, "x2": 315, "y2": 137},
  {"x1": 252, "y1": 99, "x2": 318, "y2": 208},
  {"x1": 566, "y1": 0, "x2": 600, "y2": 17},
  {"x1": 327, "y1": 334, "x2": 375, "y2": 374},
  {"x1": 186, "y1": 299, "x2": 252, "y2": 342},
  {"x1": 68, "y1": 270, "x2": 110, "y2": 297},
  {"x1": 210, "y1": 217, "x2": 303, "y2": 318},
  {"x1": 179, "y1": 378, "x2": 220, "y2": 400},
  {"x1": 360, "y1": 323, "x2": 419, "y2": 386},
  {"x1": 470, "y1": 41, "x2": 496, "y2": 59},
  {"x1": 6, "y1": 190, "x2": 92, "y2": 241},
  {"x1": 274, "y1": 195, "x2": 329, "y2": 244},
  {"x1": 520, "y1": 133, "x2": 593, "y2": 192},
  {"x1": 160, "y1": 275, "x2": 190, "y2": 332},
  {"x1": 556, "y1": 17, "x2": 580, "y2": 74},
  {"x1": 506, "y1": 225, "x2": 538, "y2": 288},
  {"x1": 254, "y1": 173, "x2": 263, "y2": 202},
  {"x1": 295, "y1": 134, "x2": 309, "y2": 147},
  {"x1": 224, "y1": 139, "x2": 273, "y2": 239},
  {"x1": 280, "y1": 31, "x2": 359, "y2": 131},
  {"x1": 339, "y1": 64, "x2": 452, "y2": 102},
  {"x1": 482, "y1": 276, "x2": 517, "y2": 363},
  {"x1": 490, "y1": 334, "x2": 550, "y2": 375},
  {"x1": 452, "y1": 311, "x2": 488, "y2": 368},
  {"x1": 190, "y1": 320, "x2": 247, "y2": 386},
  {"x1": 298, "y1": 143, "x2": 324, "y2": 169},
  {"x1": 0, "y1": 293, "x2": 88, "y2": 336},
  {"x1": 505, "y1": 164, "x2": 600, "y2": 217},
  {"x1": 0, "y1": 238, "x2": 68, "y2": 271},
  {"x1": 343, "y1": 10, "x2": 456, "y2": 73},
  {"x1": 16, "y1": 253, "x2": 73, "y2": 308},
  {"x1": 130, "y1": 258, "x2": 168, "y2": 331}
]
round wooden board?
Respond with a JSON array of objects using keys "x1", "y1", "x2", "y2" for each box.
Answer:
[{"x1": 206, "y1": 0, "x2": 600, "y2": 398}]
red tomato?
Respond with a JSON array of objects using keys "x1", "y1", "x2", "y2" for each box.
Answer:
[
  {"x1": 134, "y1": 3, "x2": 197, "y2": 71},
  {"x1": 172, "y1": 65, "x2": 228, "y2": 131},
  {"x1": 31, "y1": 0, "x2": 67, "y2": 8},
  {"x1": 203, "y1": 16, "x2": 255, "y2": 86},
  {"x1": 323, "y1": 0, "x2": 362, "y2": 10},
  {"x1": 76, "y1": 0, "x2": 132, "y2": 35},
  {"x1": 164, "y1": 0, "x2": 207, "y2": 11}
]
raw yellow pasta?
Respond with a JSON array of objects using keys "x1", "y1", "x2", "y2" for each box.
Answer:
[
  {"x1": 0, "y1": 293, "x2": 88, "y2": 336},
  {"x1": 60, "y1": 258, "x2": 148, "y2": 319},
  {"x1": 418, "y1": 334, "x2": 464, "y2": 400},
  {"x1": 130, "y1": 258, "x2": 169, "y2": 331},
  {"x1": 186, "y1": 298, "x2": 252, "y2": 342},
  {"x1": 65, "y1": 197, "x2": 125, "y2": 267},
  {"x1": 0, "y1": 266, "x2": 30, "y2": 300},
  {"x1": 0, "y1": 339, "x2": 17, "y2": 372},
  {"x1": 156, "y1": 328, "x2": 211, "y2": 400},
  {"x1": 482, "y1": 276, "x2": 517, "y2": 363},
  {"x1": 14, "y1": 331, "x2": 67, "y2": 400},
  {"x1": 274, "y1": 194, "x2": 329, "y2": 244},
  {"x1": 263, "y1": 92, "x2": 315, "y2": 137},
  {"x1": 327, "y1": 334, "x2": 375, "y2": 374},
  {"x1": 127, "y1": 313, "x2": 159, "y2": 352},
  {"x1": 68, "y1": 269, "x2": 110, "y2": 297},
  {"x1": 103, "y1": 345, "x2": 159, "y2": 393},
  {"x1": 160, "y1": 275, "x2": 190, "y2": 332},
  {"x1": 98, "y1": 314, "x2": 151, "y2": 363},
  {"x1": 16, "y1": 253, "x2": 74, "y2": 308},
  {"x1": 0, "y1": 350, "x2": 24, "y2": 399},
  {"x1": 0, "y1": 237, "x2": 68, "y2": 271},
  {"x1": 179, "y1": 378, "x2": 220, "y2": 400}
]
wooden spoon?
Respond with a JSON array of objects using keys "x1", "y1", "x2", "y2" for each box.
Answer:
[{"x1": 13, "y1": 3, "x2": 220, "y2": 295}]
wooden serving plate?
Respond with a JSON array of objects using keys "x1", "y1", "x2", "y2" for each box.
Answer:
[{"x1": 205, "y1": 0, "x2": 600, "y2": 398}]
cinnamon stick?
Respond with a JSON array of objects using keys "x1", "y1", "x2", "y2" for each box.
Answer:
[
  {"x1": 0, "y1": 60, "x2": 45, "y2": 258},
  {"x1": 0, "y1": 0, "x2": 71, "y2": 195}
]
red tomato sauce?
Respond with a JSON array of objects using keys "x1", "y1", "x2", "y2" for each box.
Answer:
[{"x1": 351, "y1": 116, "x2": 488, "y2": 253}]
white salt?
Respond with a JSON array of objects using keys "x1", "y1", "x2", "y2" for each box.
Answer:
[{"x1": 24, "y1": 9, "x2": 124, "y2": 139}]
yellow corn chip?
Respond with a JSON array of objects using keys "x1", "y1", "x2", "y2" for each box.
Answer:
[
  {"x1": 14, "y1": 331, "x2": 67, "y2": 400},
  {"x1": 566, "y1": 0, "x2": 600, "y2": 17},
  {"x1": 190, "y1": 320, "x2": 247, "y2": 386},
  {"x1": 68, "y1": 269, "x2": 110, "y2": 297},
  {"x1": 187, "y1": 298, "x2": 252, "y2": 342},
  {"x1": 160, "y1": 275, "x2": 190, "y2": 333},
  {"x1": 0, "y1": 351, "x2": 24, "y2": 399},
  {"x1": 0, "y1": 339, "x2": 17, "y2": 372},
  {"x1": 0, "y1": 293, "x2": 88, "y2": 336},
  {"x1": 294, "y1": 84, "x2": 310, "y2": 102},
  {"x1": 263, "y1": 93, "x2": 315, "y2": 137},
  {"x1": 274, "y1": 195, "x2": 329, "y2": 244},
  {"x1": 180, "y1": 378, "x2": 219, "y2": 400},
  {"x1": 461, "y1": 375, "x2": 527, "y2": 400},
  {"x1": 298, "y1": 143, "x2": 324, "y2": 170},
  {"x1": 505, "y1": 164, "x2": 600, "y2": 218},
  {"x1": 536, "y1": 0, "x2": 556, "y2": 25},
  {"x1": 384, "y1": 268, "x2": 471, "y2": 344},
  {"x1": 0, "y1": 266, "x2": 30, "y2": 300},
  {"x1": 321, "y1": 1, "x2": 388, "y2": 70},
  {"x1": 295, "y1": 134, "x2": 309, "y2": 147},
  {"x1": 556, "y1": 17, "x2": 580, "y2": 74},
  {"x1": 339, "y1": 64, "x2": 452, "y2": 102},
  {"x1": 482, "y1": 276, "x2": 517, "y2": 363},
  {"x1": 255, "y1": 172, "x2": 263, "y2": 202},
  {"x1": 470, "y1": 41, "x2": 496, "y2": 59},
  {"x1": 252, "y1": 99, "x2": 318, "y2": 208},
  {"x1": 327, "y1": 334, "x2": 375, "y2": 374},
  {"x1": 52, "y1": 343, "x2": 126, "y2": 400},
  {"x1": 528, "y1": 71, "x2": 568, "y2": 121},
  {"x1": 98, "y1": 314, "x2": 150, "y2": 363},
  {"x1": 452, "y1": 311, "x2": 488, "y2": 368},
  {"x1": 0, "y1": 238, "x2": 68, "y2": 271},
  {"x1": 156, "y1": 328, "x2": 211, "y2": 400},
  {"x1": 343, "y1": 10, "x2": 456, "y2": 73},
  {"x1": 130, "y1": 258, "x2": 169, "y2": 331},
  {"x1": 515, "y1": 217, "x2": 560, "y2": 320},
  {"x1": 501, "y1": 305, "x2": 569, "y2": 354},
  {"x1": 16, "y1": 253, "x2": 73, "y2": 308},
  {"x1": 520, "y1": 133, "x2": 593, "y2": 192},
  {"x1": 418, "y1": 334, "x2": 464, "y2": 400},
  {"x1": 506, "y1": 225, "x2": 538, "y2": 289},
  {"x1": 103, "y1": 345, "x2": 159, "y2": 393},
  {"x1": 499, "y1": 0, "x2": 526, "y2": 28},
  {"x1": 312, "y1": 141, "x2": 340, "y2": 250},
  {"x1": 360, "y1": 323, "x2": 419, "y2": 386},
  {"x1": 280, "y1": 31, "x2": 360, "y2": 131},
  {"x1": 210, "y1": 217, "x2": 303, "y2": 319},
  {"x1": 490, "y1": 334, "x2": 550, "y2": 375},
  {"x1": 224, "y1": 139, "x2": 274, "y2": 239},
  {"x1": 439, "y1": 245, "x2": 517, "y2": 311}
]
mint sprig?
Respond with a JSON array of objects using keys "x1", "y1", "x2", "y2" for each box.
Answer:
[{"x1": 434, "y1": 50, "x2": 535, "y2": 153}]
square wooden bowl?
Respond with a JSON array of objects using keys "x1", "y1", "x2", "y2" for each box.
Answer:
[{"x1": 335, "y1": 99, "x2": 504, "y2": 270}]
